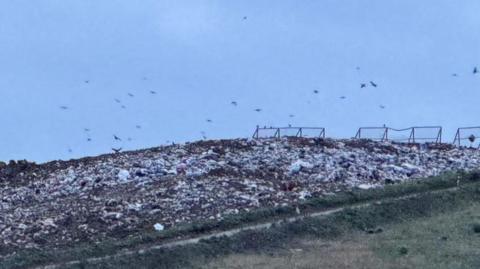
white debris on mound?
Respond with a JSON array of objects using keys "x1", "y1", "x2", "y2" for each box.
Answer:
[
  {"x1": 289, "y1": 160, "x2": 314, "y2": 174},
  {"x1": 153, "y1": 223, "x2": 164, "y2": 231},
  {"x1": 117, "y1": 169, "x2": 130, "y2": 181},
  {"x1": 357, "y1": 183, "x2": 376, "y2": 190}
]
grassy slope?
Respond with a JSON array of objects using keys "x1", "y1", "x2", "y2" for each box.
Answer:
[
  {"x1": 2, "y1": 170, "x2": 480, "y2": 268},
  {"x1": 205, "y1": 203, "x2": 480, "y2": 269}
]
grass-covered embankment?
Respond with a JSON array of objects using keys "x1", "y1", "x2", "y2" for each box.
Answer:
[{"x1": 206, "y1": 200, "x2": 480, "y2": 269}]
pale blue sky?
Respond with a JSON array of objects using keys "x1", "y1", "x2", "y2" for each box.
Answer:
[{"x1": 0, "y1": 0, "x2": 479, "y2": 162}]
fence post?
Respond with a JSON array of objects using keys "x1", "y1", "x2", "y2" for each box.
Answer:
[
  {"x1": 453, "y1": 129, "x2": 460, "y2": 146},
  {"x1": 355, "y1": 128, "x2": 361, "y2": 139},
  {"x1": 253, "y1": 125, "x2": 259, "y2": 139}
]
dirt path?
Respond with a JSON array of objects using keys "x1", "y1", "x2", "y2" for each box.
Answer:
[{"x1": 40, "y1": 186, "x2": 459, "y2": 269}]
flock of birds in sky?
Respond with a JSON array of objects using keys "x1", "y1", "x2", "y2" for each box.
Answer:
[
  {"x1": 60, "y1": 87, "x2": 158, "y2": 154},
  {"x1": 58, "y1": 53, "x2": 479, "y2": 155}
]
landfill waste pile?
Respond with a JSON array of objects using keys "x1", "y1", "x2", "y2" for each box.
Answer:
[{"x1": 0, "y1": 137, "x2": 478, "y2": 254}]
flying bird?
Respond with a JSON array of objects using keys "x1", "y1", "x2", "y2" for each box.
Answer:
[
  {"x1": 313, "y1": 90, "x2": 319, "y2": 94},
  {"x1": 84, "y1": 128, "x2": 90, "y2": 132},
  {"x1": 84, "y1": 80, "x2": 89, "y2": 84},
  {"x1": 136, "y1": 125, "x2": 142, "y2": 129},
  {"x1": 59, "y1": 106, "x2": 69, "y2": 110},
  {"x1": 243, "y1": 16, "x2": 247, "y2": 20},
  {"x1": 469, "y1": 134, "x2": 476, "y2": 143},
  {"x1": 360, "y1": 83, "x2": 366, "y2": 88},
  {"x1": 370, "y1": 81, "x2": 377, "y2": 87},
  {"x1": 112, "y1": 147, "x2": 122, "y2": 153},
  {"x1": 150, "y1": 90, "x2": 157, "y2": 94},
  {"x1": 128, "y1": 93, "x2": 134, "y2": 97},
  {"x1": 114, "y1": 99, "x2": 121, "y2": 103},
  {"x1": 113, "y1": 135, "x2": 122, "y2": 141},
  {"x1": 254, "y1": 108, "x2": 262, "y2": 112},
  {"x1": 452, "y1": 73, "x2": 458, "y2": 77},
  {"x1": 87, "y1": 138, "x2": 92, "y2": 142},
  {"x1": 379, "y1": 105, "x2": 386, "y2": 109},
  {"x1": 339, "y1": 96, "x2": 346, "y2": 99},
  {"x1": 289, "y1": 114, "x2": 295, "y2": 118},
  {"x1": 206, "y1": 119, "x2": 212, "y2": 123},
  {"x1": 231, "y1": 101, "x2": 238, "y2": 106},
  {"x1": 127, "y1": 137, "x2": 132, "y2": 141},
  {"x1": 121, "y1": 105, "x2": 127, "y2": 109},
  {"x1": 474, "y1": 67, "x2": 478, "y2": 74}
]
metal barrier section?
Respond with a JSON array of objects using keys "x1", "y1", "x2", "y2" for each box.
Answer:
[
  {"x1": 354, "y1": 127, "x2": 388, "y2": 141},
  {"x1": 453, "y1": 127, "x2": 480, "y2": 148},
  {"x1": 252, "y1": 126, "x2": 326, "y2": 139},
  {"x1": 355, "y1": 126, "x2": 442, "y2": 143}
]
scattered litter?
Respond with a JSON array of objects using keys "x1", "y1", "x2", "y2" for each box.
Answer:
[{"x1": 154, "y1": 223, "x2": 165, "y2": 231}]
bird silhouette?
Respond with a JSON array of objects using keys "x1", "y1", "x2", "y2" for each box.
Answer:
[
  {"x1": 128, "y1": 93, "x2": 134, "y2": 97},
  {"x1": 150, "y1": 90, "x2": 157, "y2": 94},
  {"x1": 360, "y1": 83, "x2": 366, "y2": 88},
  {"x1": 113, "y1": 135, "x2": 122, "y2": 141},
  {"x1": 469, "y1": 134, "x2": 476, "y2": 143},
  {"x1": 339, "y1": 96, "x2": 346, "y2": 99},
  {"x1": 313, "y1": 90, "x2": 319, "y2": 94},
  {"x1": 127, "y1": 137, "x2": 132, "y2": 141},
  {"x1": 231, "y1": 101, "x2": 238, "y2": 106},
  {"x1": 136, "y1": 125, "x2": 142, "y2": 129},
  {"x1": 87, "y1": 138, "x2": 92, "y2": 142},
  {"x1": 59, "y1": 106, "x2": 69, "y2": 110},
  {"x1": 68, "y1": 148, "x2": 73, "y2": 153},
  {"x1": 206, "y1": 119, "x2": 212, "y2": 123},
  {"x1": 452, "y1": 73, "x2": 458, "y2": 77},
  {"x1": 112, "y1": 147, "x2": 122, "y2": 153},
  {"x1": 370, "y1": 81, "x2": 377, "y2": 87},
  {"x1": 114, "y1": 99, "x2": 121, "y2": 103},
  {"x1": 84, "y1": 80, "x2": 89, "y2": 84},
  {"x1": 254, "y1": 108, "x2": 262, "y2": 112},
  {"x1": 121, "y1": 105, "x2": 127, "y2": 109},
  {"x1": 289, "y1": 114, "x2": 295, "y2": 118},
  {"x1": 243, "y1": 16, "x2": 247, "y2": 20},
  {"x1": 474, "y1": 67, "x2": 478, "y2": 74},
  {"x1": 84, "y1": 128, "x2": 90, "y2": 132},
  {"x1": 379, "y1": 105, "x2": 386, "y2": 109}
]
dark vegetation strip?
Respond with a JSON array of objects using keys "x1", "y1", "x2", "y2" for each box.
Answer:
[{"x1": 3, "y1": 170, "x2": 480, "y2": 268}]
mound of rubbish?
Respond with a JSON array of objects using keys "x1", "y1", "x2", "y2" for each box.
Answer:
[{"x1": 0, "y1": 137, "x2": 478, "y2": 253}]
